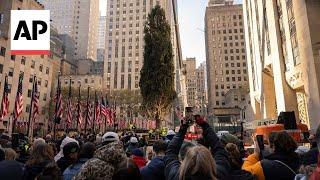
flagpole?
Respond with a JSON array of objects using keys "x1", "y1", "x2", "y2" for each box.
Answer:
[
  {"x1": 66, "y1": 77, "x2": 72, "y2": 133},
  {"x1": 93, "y1": 90, "x2": 96, "y2": 134},
  {"x1": 77, "y1": 81, "x2": 81, "y2": 130},
  {"x1": 84, "y1": 87, "x2": 90, "y2": 135},
  {"x1": 27, "y1": 76, "x2": 36, "y2": 138},
  {"x1": 53, "y1": 72, "x2": 61, "y2": 140}
]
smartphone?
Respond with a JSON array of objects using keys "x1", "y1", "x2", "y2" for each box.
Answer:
[
  {"x1": 256, "y1": 135, "x2": 265, "y2": 151},
  {"x1": 185, "y1": 107, "x2": 194, "y2": 125}
]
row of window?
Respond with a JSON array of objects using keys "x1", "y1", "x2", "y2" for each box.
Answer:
[
  {"x1": 211, "y1": 14, "x2": 243, "y2": 22},
  {"x1": 211, "y1": 21, "x2": 243, "y2": 28},
  {"x1": 110, "y1": 0, "x2": 147, "y2": 9}
]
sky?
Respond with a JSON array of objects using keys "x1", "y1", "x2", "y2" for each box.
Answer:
[{"x1": 99, "y1": 0, "x2": 242, "y2": 67}]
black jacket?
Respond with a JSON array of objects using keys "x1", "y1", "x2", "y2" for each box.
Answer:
[
  {"x1": 301, "y1": 148, "x2": 319, "y2": 165},
  {"x1": 261, "y1": 152, "x2": 301, "y2": 180},
  {"x1": 141, "y1": 156, "x2": 165, "y2": 180},
  {"x1": 23, "y1": 160, "x2": 52, "y2": 180},
  {"x1": 56, "y1": 157, "x2": 73, "y2": 173},
  {"x1": 164, "y1": 123, "x2": 230, "y2": 180}
]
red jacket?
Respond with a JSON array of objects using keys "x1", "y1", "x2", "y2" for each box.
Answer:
[
  {"x1": 132, "y1": 155, "x2": 147, "y2": 169},
  {"x1": 310, "y1": 155, "x2": 320, "y2": 180}
]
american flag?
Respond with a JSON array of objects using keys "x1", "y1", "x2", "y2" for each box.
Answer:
[
  {"x1": 0, "y1": 75, "x2": 10, "y2": 121},
  {"x1": 100, "y1": 97, "x2": 108, "y2": 119},
  {"x1": 14, "y1": 73, "x2": 24, "y2": 119},
  {"x1": 66, "y1": 80, "x2": 72, "y2": 127},
  {"x1": 54, "y1": 76, "x2": 62, "y2": 123},
  {"x1": 86, "y1": 102, "x2": 93, "y2": 126},
  {"x1": 32, "y1": 77, "x2": 39, "y2": 122}
]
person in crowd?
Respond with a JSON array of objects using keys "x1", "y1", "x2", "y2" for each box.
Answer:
[
  {"x1": 243, "y1": 131, "x2": 300, "y2": 180},
  {"x1": 24, "y1": 143, "x2": 55, "y2": 180},
  {"x1": 222, "y1": 143, "x2": 254, "y2": 180},
  {"x1": 112, "y1": 158, "x2": 141, "y2": 180},
  {"x1": 308, "y1": 125, "x2": 320, "y2": 180},
  {"x1": 63, "y1": 142, "x2": 96, "y2": 180},
  {"x1": 179, "y1": 141, "x2": 195, "y2": 161},
  {"x1": 33, "y1": 138, "x2": 46, "y2": 148},
  {"x1": 0, "y1": 160, "x2": 24, "y2": 179},
  {"x1": 0, "y1": 148, "x2": 5, "y2": 161},
  {"x1": 4, "y1": 148, "x2": 17, "y2": 160},
  {"x1": 164, "y1": 115, "x2": 230, "y2": 180},
  {"x1": 0, "y1": 134, "x2": 11, "y2": 148},
  {"x1": 37, "y1": 162, "x2": 63, "y2": 180},
  {"x1": 101, "y1": 132, "x2": 120, "y2": 146},
  {"x1": 141, "y1": 140, "x2": 167, "y2": 180},
  {"x1": 54, "y1": 136, "x2": 78, "y2": 162},
  {"x1": 126, "y1": 137, "x2": 140, "y2": 155},
  {"x1": 131, "y1": 148, "x2": 147, "y2": 168},
  {"x1": 74, "y1": 142, "x2": 134, "y2": 179},
  {"x1": 56, "y1": 142, "x2": 80, "y2": 172},
  {"x1": 300, "y1": 134, "x2": 318, "y2": 166},
  {"x1": 139, "y1": 135, "x2": 148, "y2": 148},
  {"x1": 165, "y1": 130, "x2": 176, "y2": 143}
]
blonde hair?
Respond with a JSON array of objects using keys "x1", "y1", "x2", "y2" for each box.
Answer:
[
  {"x1": 4, "y1": 148, "x2": 18, "y2": 160},
  {"x1": 179, "y1": 146, "x2": 217, "y2": 180}
]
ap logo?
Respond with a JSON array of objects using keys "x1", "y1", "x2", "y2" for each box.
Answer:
[{"x1": 11, "y1": 10, "x2": 50, "y2": 55}]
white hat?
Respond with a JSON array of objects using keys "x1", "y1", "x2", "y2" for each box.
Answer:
[
  {"x1": 130, "y1": 137, "x2": 138, "y2": 143},
  {"x1": 54, "y1": 137, "x2": 78, "y2": 162},
  {"x1": 102, "y1": 132, "x2": 119, "y2": 143},
  {"x1": 167, "y1": 130, "x2": 176, "y2": 136}
]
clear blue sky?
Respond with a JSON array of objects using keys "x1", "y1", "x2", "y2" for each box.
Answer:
[{"x1": 99, "y1": 0, "x2": 242, "y2": 66}]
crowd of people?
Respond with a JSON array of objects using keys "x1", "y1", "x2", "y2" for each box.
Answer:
[{"x1": 0, "y1": 115, "x2": 319, "y2": 180}]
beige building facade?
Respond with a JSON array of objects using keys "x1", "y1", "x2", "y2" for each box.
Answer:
[
  {"x1": 39, "y1": 0, "x2": 99, "y2": 61},
  {"x1": 61, "y1": 75, "x2": 103, "y2": 91},
  {"x1": 243, "y1": 0, "x2": 320, "y2": 131},
  {"x1": 205, "y1": 0, "x2": 248, "y2": 118},
  {"x1": 0, "y1": 0, "x2": 64, "y2": 134}
]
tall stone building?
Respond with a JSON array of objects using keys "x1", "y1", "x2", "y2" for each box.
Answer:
[
  {"x1": 196, "y1": 63, "x2": 208, "y2": 115},
  {"x1": 183, "y1": 58, "x2": 197, "y2": 107},
  {"x1": 104, "y1": 0, "x2": 187, "y2": 127},
  {"x1": 97, "y1": 16, "x2": 106, "y2": 62},
  {"x1": 183, "y1": 59, "x2": 208, "y2": 115},
  {"x1": 243, "y1": 0, "x2": 320, "y2": 130},
  {"x1": 0, "y1": 0, "x2": 64, "y2": 134},
  {"x1": 39, "y1": 0, "x2": 99, "y2": 61},
  {"x1": 205, "y1": 0, "x2": 248, "y2": 118}
]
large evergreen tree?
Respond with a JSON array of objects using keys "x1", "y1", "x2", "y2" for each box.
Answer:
[{"x1": 139, "y1": 5, "x2": 176, "y2": 129}]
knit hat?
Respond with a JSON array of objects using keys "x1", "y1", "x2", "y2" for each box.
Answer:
[
  {"x1": 130, "y1": 137, "x2": 138, "y2": 143},
  {"x1": 167, "y1": 130, "x2": 176, "y2": 136},
  {"x1": 63, "y1": 142, "x2": 80, "y2": 156},
  {"x1": 54, "y1": 137, "x2": 78, "y2": 161},
  {"x1": 102, "y1": 132, "x2": 119, "y2": 144},
  {"x1": 220, "y1": 133, "x2": 239, "y2": 146},
  {"x1": 74, "y1": 142, "x2": 127, "y2": 180},
  {"x1": 131, "y1": 148, "x2": 144, "y2": 157}
]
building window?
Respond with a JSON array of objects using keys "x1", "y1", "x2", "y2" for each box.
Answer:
[
  {"x1": 43, "y1": 93, "x2": 47, "y2": 101},
  {"x1": 26, "y1": 105, "x2": 31, "y2": 113},
  {"x1": 8, "y1": 68, "x2": 14, "y2": 77},
  {"x1": 29, "y1": 75, "x2": 33, "y2": 83},
  {"x1": 46, "y1": 67, "x2": 49, "y2": 74},
  {"x1": 45, "y1": 80, "x2": 48, "y2": 87},
  {"x1": 31, "y1": 60, "x2": 35, "y2": 68},
  {"x1": 216, "y1": 101, "x2": 220, "y2": 106},
  {"x1": 0, "y1": 13, "x2": 4, "y2": 24},
  {"x1": 39, "y1": 64, "x2": 43, "y2": 72},
  {"x1": 0, "y1": 47, "x2": 5, "y2": 57},
  {"x1": 11, "y1": 55, "x2": 16, "y2": 60},
  {"x1": 0, "y1": 64, "x2": 2, "y2": 74},
  {"x1": 20, "y1": 56, "x2": 26, "y2": 64}
]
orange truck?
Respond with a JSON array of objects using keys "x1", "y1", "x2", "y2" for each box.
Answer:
[{"x1": 255, "y1": 122, "x2": 309, "y2": 143}]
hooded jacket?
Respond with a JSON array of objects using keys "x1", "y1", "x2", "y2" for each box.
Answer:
[
  {"x1": 164, "y1": 122, "x2": 230, "y2": 180},
  {"x1": 73, "y1": 142, "x2": 127, "y2": 180},
  {"x1": 243, "y1": 152, "x2": 301, "y2": 180},
  {"x1": 140, "y1": 156, "x2": 165, "y2": 180}
]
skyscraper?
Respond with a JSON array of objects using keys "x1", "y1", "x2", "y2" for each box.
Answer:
[
  {"x1": 243, "y1": 0, "x2": 320, "y2": 130},
  {"x1": 104, "y1": 0, "x2": 183, "y2": 91},
  {"x1": 97, "y1": 16, "x2": 106, "y2": 62},
  {"x1": 205, "y1": 0, "x2": 248, "y2": 116},
  {"x1": 39, "y1": 0, "x2": 99, "y2": 61}
]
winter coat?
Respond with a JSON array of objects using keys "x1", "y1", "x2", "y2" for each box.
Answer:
[
  {"x1": 132, "y1": 155, "x2": 147, "y2": 168},
  {"x1": 63, "y1": 158, "x2": 89, "y2": 180},
  {"x1": 243, "y1": 152, "x2": 301, "y2": 180},
  {"x1": 301, "y1": 148, "x2": 318, "y2": 165},
  {"x1": 164, "y1": 123, "x2": 231, "y2": 180},
  {"x1": 310, "y1": 154, "x2": 320, "y2": 180},
  {"x1": 140, "y1": 156, "x2": 165, "y2": 180},
  {"x1": 23, "y1": 160, "x2": 52, "y2": 180},
  {"x1": 56, "y1": 156, "x2": 73, "y2": 173}
]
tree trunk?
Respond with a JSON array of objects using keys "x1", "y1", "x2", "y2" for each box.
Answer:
[{"x1": 155, "y1": 112, "x2": 161, "y2": 129}]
